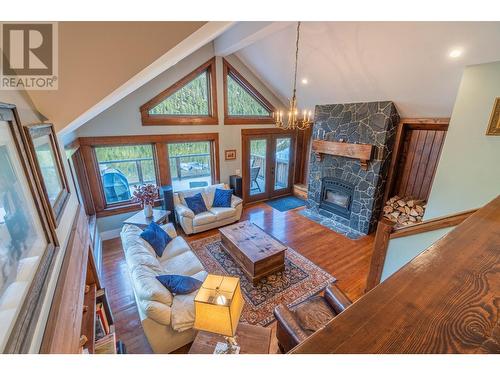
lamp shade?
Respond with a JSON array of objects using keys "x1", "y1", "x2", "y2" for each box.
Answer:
[{"x1": 194, "y1": 274, "x2": 244, "y2": 337}]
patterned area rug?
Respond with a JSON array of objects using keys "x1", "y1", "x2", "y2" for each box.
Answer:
[{"x1": 189, "y1": 234, "x2": 336, "y2": 326}]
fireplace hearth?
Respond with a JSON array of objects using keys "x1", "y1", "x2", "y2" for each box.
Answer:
[
  {"x1": 319, "y1": 177, "x2": 354, "y2": 219},
  {"x1": 302, "y1": 101, "x2": 399, "y2": 237}
]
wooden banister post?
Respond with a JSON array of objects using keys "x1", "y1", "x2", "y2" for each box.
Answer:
[{"x1": 365, "y1": 218, "x2": 395, "y2": 293}]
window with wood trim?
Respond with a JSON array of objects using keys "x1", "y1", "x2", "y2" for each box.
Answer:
[
  {"x1": 140, "y1": 58, "x2": 218, "y2": 126},
  {"x1": 223, "y1": 58, "x2": 275, "y2": 125},
  {"x1": 78, "y1": 134, "x2": 220, "y2": 217}
]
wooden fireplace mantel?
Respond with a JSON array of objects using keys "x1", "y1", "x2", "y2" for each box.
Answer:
[{"x1": 312, "y1": 140, "x2": 373, "y2": 170}]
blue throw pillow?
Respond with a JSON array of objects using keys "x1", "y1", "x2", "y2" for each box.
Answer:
[
  {"x1": 184, "y1": 193, "x2": 208, "y2": 215},
  {"x1": 212, "y1": 188, "x2": 233, "y2": 208},
  {"x1": 140, "y1": 222, "x2": 171, "y2": 257},
  {"x1": 156, "y1": 275, "x2": 203, "y2": 294}
]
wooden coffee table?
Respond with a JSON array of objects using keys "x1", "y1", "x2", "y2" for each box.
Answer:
[
  {"x1": 219, "y1": 221, "x2": 287, "y2": 285},
  {"x1": 188, "y1": 323, "x2": 271, "y2": 354}
]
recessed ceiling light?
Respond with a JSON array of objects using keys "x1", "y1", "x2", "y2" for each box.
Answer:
[
  {"x1": 301, "y1": 78, "x2": 308, "y2": 85},
  {"x1": 449, "y1": 48, "x2": 463, "y2": 58}
]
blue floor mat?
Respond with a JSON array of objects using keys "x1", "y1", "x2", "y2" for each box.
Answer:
[{"x1": 266, "y1": 196, "x2": 306, "y2": 212}]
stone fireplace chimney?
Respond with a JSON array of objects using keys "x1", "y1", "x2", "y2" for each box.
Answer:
[{"x1": 303, "y1": 101, "x2": 399, "y2": 238}]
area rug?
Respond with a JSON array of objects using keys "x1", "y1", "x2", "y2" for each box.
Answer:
[
  {"x1": 189, "y1": 234, "x2": 336, "y2": 326},
  {"x1": 265, "y1": 196, "x2": 306, "y2": 212}
]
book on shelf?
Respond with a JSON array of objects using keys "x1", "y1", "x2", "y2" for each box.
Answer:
[
  {"x1": 96, "y1": 302, "x2": 110, "y2": 335},
  {"x1": 95, "y1": 314, "x2": 106, "y2": 341},
  {"x1": 116, "y1": 340, "x2": 126, "y2": 354},
  {"x1": 95, "y1": 332, "x2": 117, "y2": 354}
]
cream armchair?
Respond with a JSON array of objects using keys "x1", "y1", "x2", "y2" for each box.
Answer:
[{"x1": 174, "y1": 183, "x2": 243, "y2": 235}]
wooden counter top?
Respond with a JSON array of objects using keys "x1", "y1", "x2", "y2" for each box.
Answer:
[{"x1": 292, "y1": 195, "x2": 500, "y2": 354}]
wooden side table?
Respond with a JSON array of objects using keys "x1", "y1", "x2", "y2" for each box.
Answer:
[
  {"x1": 123, "y1": 208, "x2": 170, "y2": 229},
  {"x1": 188, "y1": 323, "x2": 271, "y2": 354}
]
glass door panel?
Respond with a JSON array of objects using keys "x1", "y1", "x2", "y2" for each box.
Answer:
[
  {"x1": 274, "y1": 137, "x2": 291, "y2": 191},
  {"x1": 249, "y1": 139, "x2": 267, "y2": 196}
]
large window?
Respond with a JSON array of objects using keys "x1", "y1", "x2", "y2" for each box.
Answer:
[
  {"x1": 94, "y1": 144, "x2": 157, "y2": 204},
  {"x1": 223, "y1": 58, "x2": 275, "y2": 125},
  {"x1": 140, "y1": 58, "x2": 218, "y2": 125},
  {"x1": 168, "y1": 142, "x2": 212, "y2": 191},
  {"x1": 79, "y1": 134, "x2": 219, "y2": 217}
]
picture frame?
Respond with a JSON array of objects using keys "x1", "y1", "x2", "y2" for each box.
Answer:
[
  {"x1": 225, "y1": 149, "x2": 237, "y2": 160},
  {"x1": 0, "y1": 103, "x2": 58, "y2": 353},
  {"x1": 23, "y1": 123, "x2": 70, "y2": 226},
  {"x1": 486, "y1": 97, "x2": 500, "y2": 135}
]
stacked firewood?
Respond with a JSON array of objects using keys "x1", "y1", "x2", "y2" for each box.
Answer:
[{"x1": 383, "y1": 196, "x2": 426, "y2": 226}]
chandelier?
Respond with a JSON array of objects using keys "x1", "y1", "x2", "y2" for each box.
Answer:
[{"x1": 274, "y1": 22, "x2": 313, "y2": 131}]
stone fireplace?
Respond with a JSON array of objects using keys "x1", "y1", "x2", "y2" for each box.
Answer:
[{"x1": 302, "y1": 101, "x2": 399, "y2": 238}]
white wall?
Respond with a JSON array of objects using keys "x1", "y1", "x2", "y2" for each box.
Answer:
[
  {"x1": 0, "y1": 90, "x2": 79, "y2": 353},
  {"x1": 78, "y1": 42, "x2": 285, "y2": 185},
  {"x1": 77, "y1": 42, "x2": 286, "y2": 234},
  {"x1": 425, "y1": 61, "x2": 500, "y2": 218},
  {"x1": 381, "y1": 61, "x2": 500, "y2": 281}
]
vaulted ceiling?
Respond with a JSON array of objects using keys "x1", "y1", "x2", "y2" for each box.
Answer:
[
  {"x1": 234, "y1": 22, "x2": 500, "y2": 117},
  {"x1": 27, "y1": 22, "x2": 232, "y2": 133}
]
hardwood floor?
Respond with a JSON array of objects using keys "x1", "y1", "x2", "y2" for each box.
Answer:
[{"x1": 101, "y1": 202, "x2": 374, "y2": 354}]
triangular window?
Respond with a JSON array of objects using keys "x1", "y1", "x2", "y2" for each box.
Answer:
[
  {"x1": 223, "y1": 59, "x2": 275, "y2": 124},
  {"x1": 140, "y1": 58, "x2": 218, "y2": 125}
]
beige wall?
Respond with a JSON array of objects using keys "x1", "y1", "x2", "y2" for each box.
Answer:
[
  {"x1": 381, "y1": 61, "x2": 500, "y2": 281},
  {"x1": 425, "y1": 61, "x2": 500, "y2": 218},
  {"x1": 0, "y1": 90, "x2": 79, "y2": 353},
  {"x1": 28, "y1": 22, "x2": 206, "y2": 132},
  {"x1": 78, "y1": 42, "x2": 286, "y2": 185}
]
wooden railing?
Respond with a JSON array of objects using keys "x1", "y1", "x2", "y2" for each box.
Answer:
[
  {"x1": 365, "y1": 207, "x2": 478, "y2": 292},
  {"x1": 291, "y1": 195, "x2": 500, "y2": 354}
]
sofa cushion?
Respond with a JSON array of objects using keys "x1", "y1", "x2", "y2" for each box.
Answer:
[
  {"x1": 140, "y1": 222, "x2": 172, "y2": 257},
  {"x1": 192, "y1": 211, "x2": 217, "y2": 226},
  {"x1": 160, "y1": 223, "x2": 178, "y2": 239},
  {"x1": 184, "y1": 193, "x2": 208, "y2": 215},
  {"x1": 202, "y1": 183, "x2": 225, "y2": 208},
  {"x1": 209, "y1": 206, "x2": 237, "y2": 220},
  {"x1": 121, "y1": 224, "x2": 157, "y2": 257},
  {"x1": 171, "y1": 292, "x2": 197, "y2": 332},
  {"x1": 178, "y1": 187, "x2": 205, "y2": 205},
  {"x1": 212, "y1": 188, "x2": 233, "y2": 207},
  {"x1": 156, "y1": 275, "x2": 203, "y2": 295},
  {"x1": 139, "y1": 299, "x2": 171, "y2": 326},
  {"x1": 126, "y1": 246, "x2": 163, "y2": 274},
  {"x1": 131, "y1": 265, "x2": 173, "y2": 306},
  {"x1": 159, "y1": 236, "x2": 191, "y2": 262},
  {"x1": 161, "y1": 251, "x2": 204, "y2": 276}
]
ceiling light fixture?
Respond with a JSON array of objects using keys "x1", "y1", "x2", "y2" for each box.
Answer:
[
  {"x1": 301, "y1": 78, "x2": 308, "y2": 85},
  {"x1": 274, "y1": 22, "x2": 313, "y2": 131},
  {"x1": 449, "y1": 48, "x2": 463, "y2": 58}
]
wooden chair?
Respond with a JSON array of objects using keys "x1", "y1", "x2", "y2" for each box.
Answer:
[{"x1": 250, "y1": 166, "x2": 261, "y2": 192}]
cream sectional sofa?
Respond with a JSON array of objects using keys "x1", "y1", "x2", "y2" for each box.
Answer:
[
  {"x1": 120, "y1": 222, "x2": 207, "y2": 353},
  {"x1": 174, "y1": 183, "x2": 243, "y2": 235}
]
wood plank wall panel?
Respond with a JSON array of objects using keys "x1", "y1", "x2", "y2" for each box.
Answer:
[
  {"x1": 393, "y1": 128, "x2": 446, "y2": 201},
  {"x1": 40, "y1": 206, "x2": 90, "y2": 353}
]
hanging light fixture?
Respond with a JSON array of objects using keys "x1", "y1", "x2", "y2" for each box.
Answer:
[{"x1": 274, "y1": 22, "x2": 313, "y2": 131}]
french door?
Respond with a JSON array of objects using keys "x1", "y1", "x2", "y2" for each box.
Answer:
[{"x1": 242, "y1": 129, "x2": 296, "y2": 203}]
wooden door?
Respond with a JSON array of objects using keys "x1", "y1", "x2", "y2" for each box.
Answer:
[
  {"x1": 387, "y1": 120, "x2": 448, "y2": 202},
  {"x1": 242, "y1": 129, "x2": 296, "y2": 203}
]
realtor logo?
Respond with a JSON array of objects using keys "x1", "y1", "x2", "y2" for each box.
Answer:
[{"x1": 1, "y1": 22, "x2": 58, "y2": 90}]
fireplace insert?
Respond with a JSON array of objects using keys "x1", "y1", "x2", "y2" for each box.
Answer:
[{"x1": 319, "y1": 177, "x2": 355, "y2": 219}]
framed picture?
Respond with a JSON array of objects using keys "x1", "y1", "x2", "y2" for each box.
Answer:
[
  {"x1": 24, "y1": 123, "x2": 70, "y2": 226},
  {"x1": 225, "y1": 149, "x2": 237, "y2": 160},
  {"x1": 0, "y1": 103, "x2": 58, "y2": 353},
  {"x1": 486, "y1": 97, "x2": 500, "y2": 135}
]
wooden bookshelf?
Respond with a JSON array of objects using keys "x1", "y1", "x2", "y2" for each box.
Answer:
[
  {"x1": 40, "y1": 206, "x2": 124, "y2": 354},
  {"x1": 81, "y1": 284, "x2": 97, "y2": 353}
]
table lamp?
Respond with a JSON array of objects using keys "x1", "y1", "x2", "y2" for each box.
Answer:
[{"x1": 194, "y1": 274, "x2": 245, "y2": 354}]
